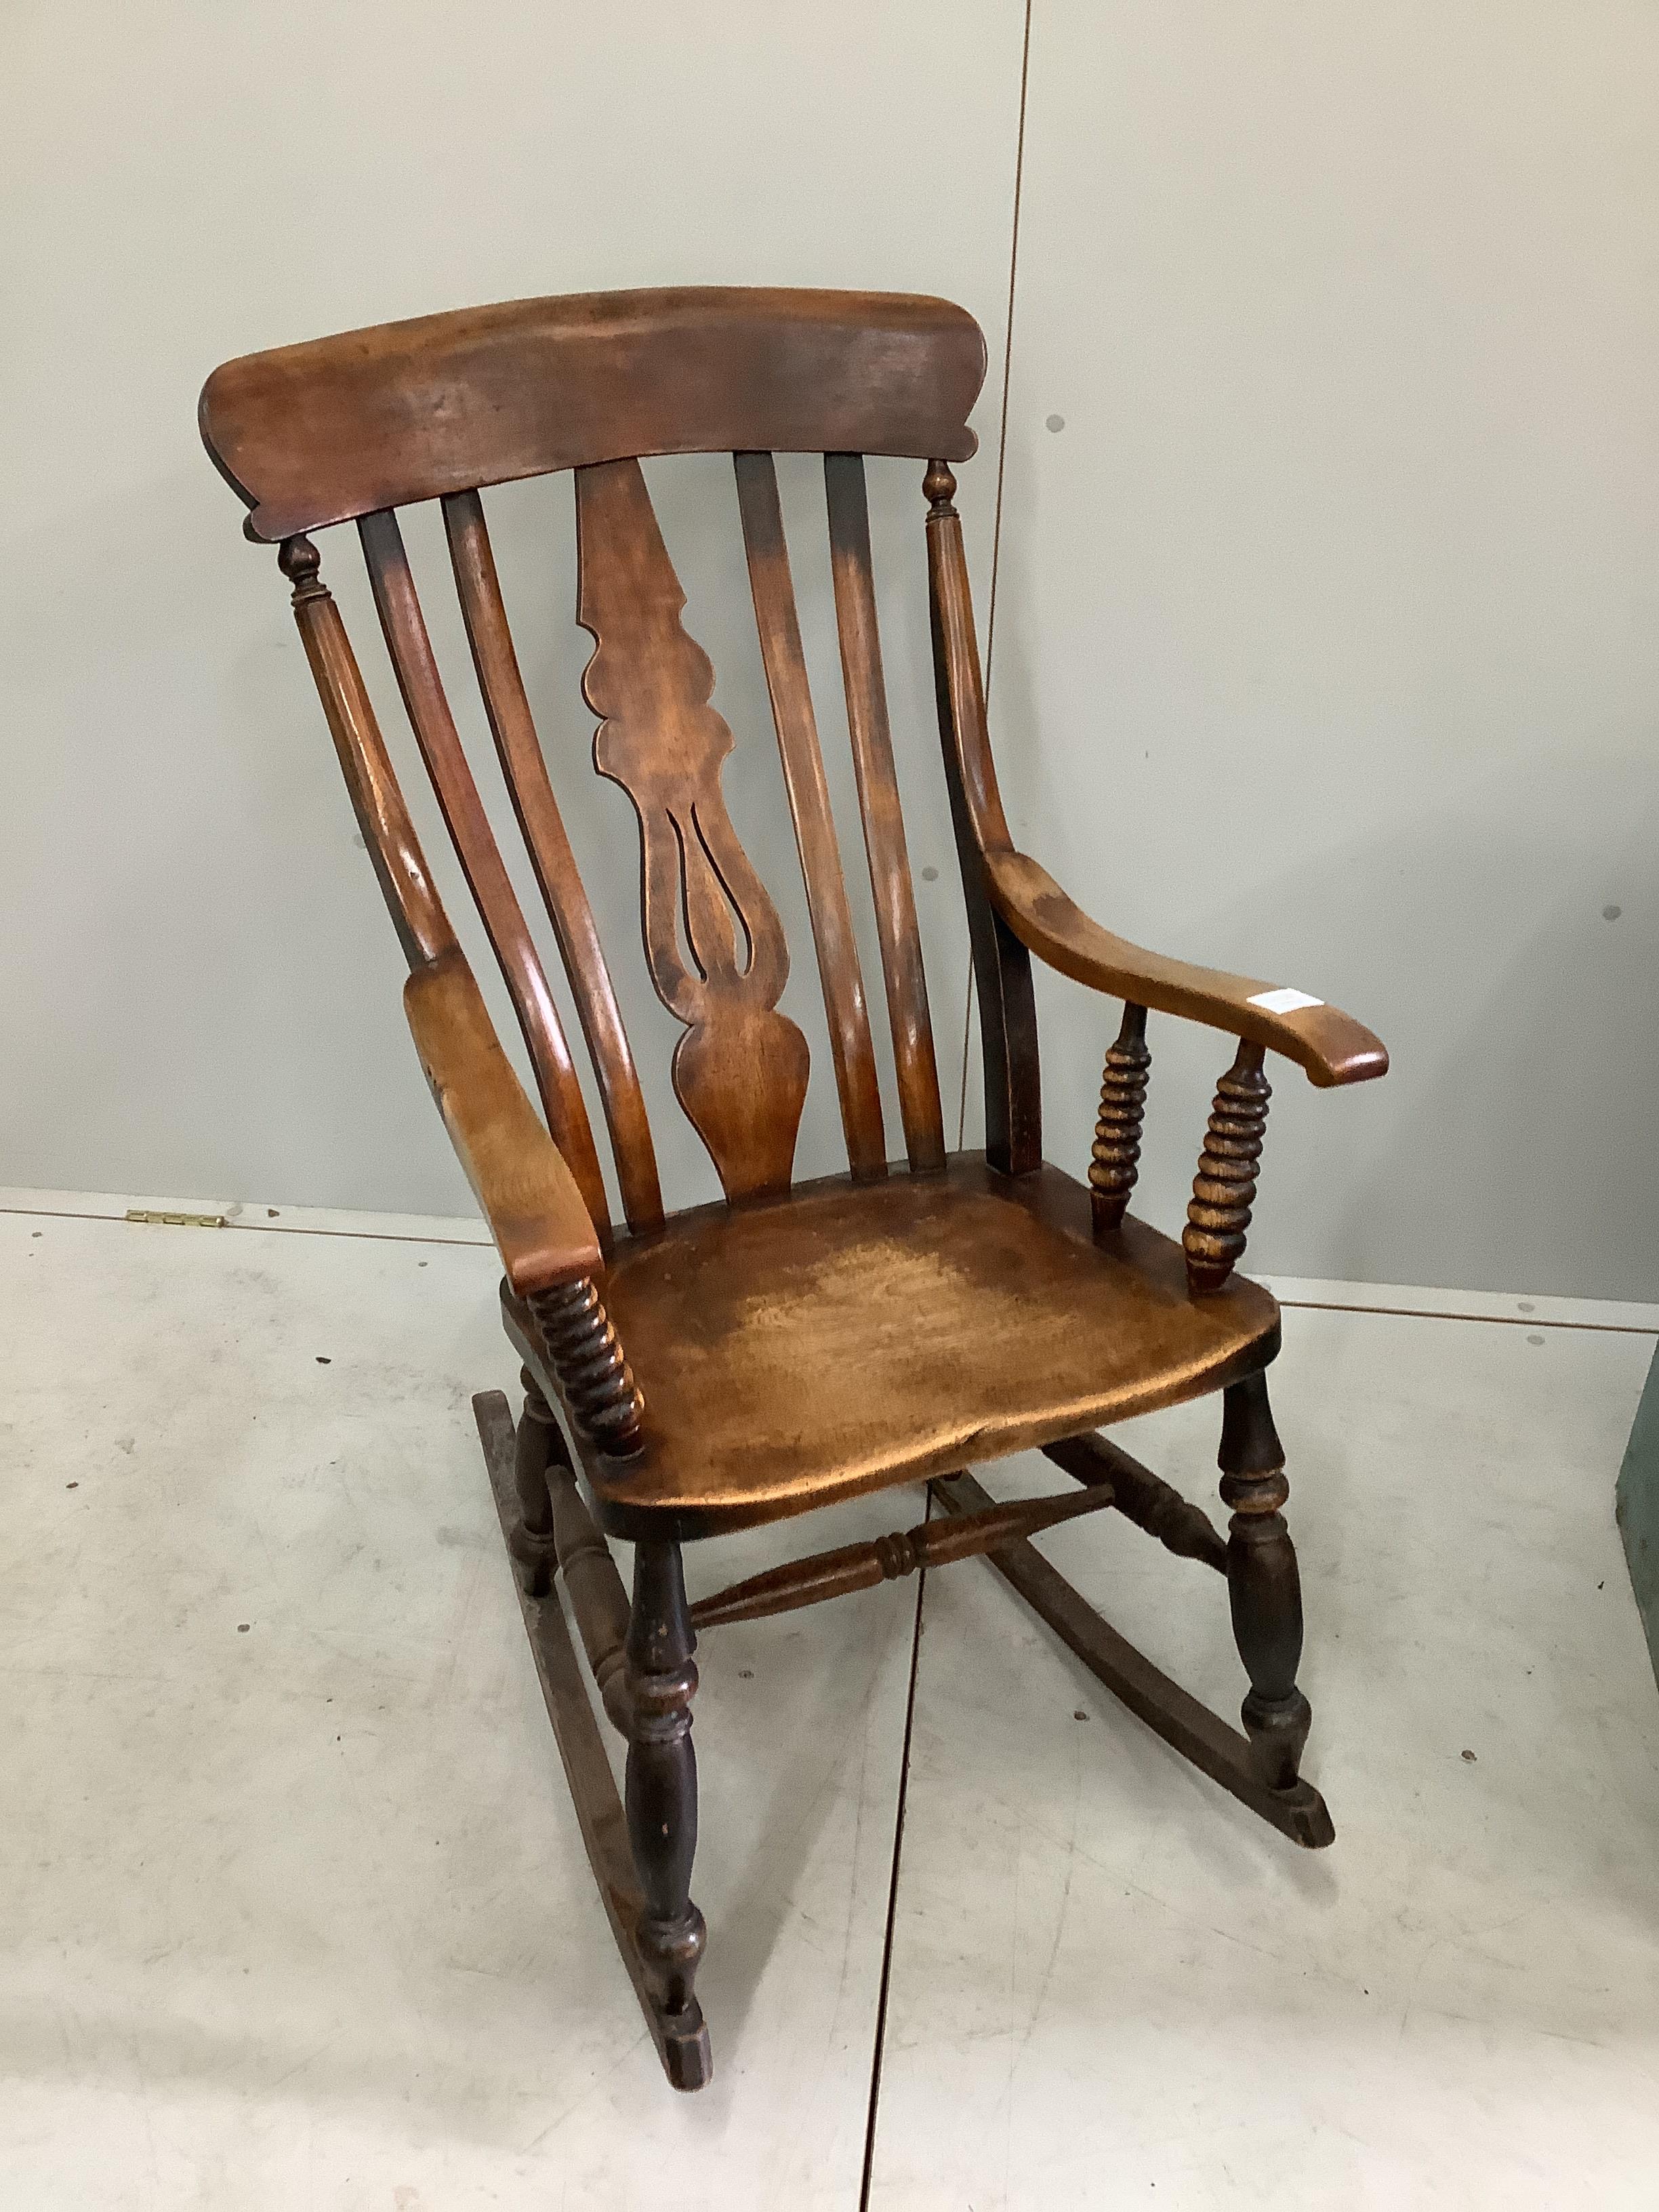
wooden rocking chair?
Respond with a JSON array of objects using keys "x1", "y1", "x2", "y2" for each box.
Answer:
[{"x1": 199, "y1": 287, "x2": 1388, "y2": 2091}]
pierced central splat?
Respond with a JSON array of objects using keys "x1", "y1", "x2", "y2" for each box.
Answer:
[{"x1": 575, "y1": 457, "x2": 809, "y2": 1199}]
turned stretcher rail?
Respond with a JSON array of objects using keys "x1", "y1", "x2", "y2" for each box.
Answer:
[
  {"x1": 689, "y1": 1481, "x2": 1115, "y2": 1630},
  {"x1": 1043, "y1": 1429, "x2": 1229, "y2": 1572}
]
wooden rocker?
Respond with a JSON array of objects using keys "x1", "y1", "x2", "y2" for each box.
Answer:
[{"x1": 199, "y1": 287, "x2": 1388, "y2": 2091}]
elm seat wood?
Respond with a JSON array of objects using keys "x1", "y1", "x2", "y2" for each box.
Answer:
[
  {"x1": 525, "y1": 1160, "x2": 1277, "y2": 1539},
  {"x1": 199, "y1": 283, "x2": 1389, "y2": 2096}
]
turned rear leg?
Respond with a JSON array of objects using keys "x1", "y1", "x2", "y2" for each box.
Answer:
[
  {"x1": 1218, "y1": 1370, "x2": 1313, "y2": 1793},
  {"x1": 509, "y1": 1372, "x2": 564, "y2": 1596},
  {"x1": 625, "y1": 1540, "x2": 707, "y2": 2022}
]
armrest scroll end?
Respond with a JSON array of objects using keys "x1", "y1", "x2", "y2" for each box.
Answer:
[{"x1": 985, "y1": 847, "x2": 1389, "y2": 1090}]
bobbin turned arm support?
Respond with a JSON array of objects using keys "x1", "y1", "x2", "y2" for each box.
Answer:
[
  {"x1": 930, "y1": 620, "x2": 1387, "y2": 1283},
  {"x1": 404, "y1": 949, "x2": 602, "y2": 1294},
  {"x1": 975, "y1": 855, "x2": 1386, "y2": 1288},
  {"x1": 982, "y1": 850, "x2": 1387, "y2": 1089}
]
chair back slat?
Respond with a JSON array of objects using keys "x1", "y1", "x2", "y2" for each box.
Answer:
[
  {"x1": 575, "y1": 457, "x2": 810, "y2": 1200},
  {"x1": 359, "y1": 508, "x2": 609, "y2": 1224},
  {"x1": 443, "y1": 491, "x2": 664, "y2": 1232},
  {"x1": 735, "y1": 452, "x2": 886, "y2": 1180},
  {"x1": 823, "y1": 454, "x2": 947, "y2": 1171}
]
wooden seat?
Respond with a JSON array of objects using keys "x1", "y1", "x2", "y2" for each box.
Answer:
[
  {"x1": 200, "y1": 284, "x2": 1388, "y2": 2094},
  {"x1": 543, "y1": 1159, "x2": 1277, "y2": 1537}
]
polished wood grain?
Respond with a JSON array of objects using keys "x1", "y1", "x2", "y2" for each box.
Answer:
[
  {"x1": 925, "y1": 461, "x2": 1042, "y2": 1174},
  {"x1": 735, "y1": 451, "x2": 885, "y2": 1177},
  {"x1": 281, "y1": 536, "x2": 454, "y2": 966},
  {"x1": 913, "y1": 456, "x2": 1387, "y2": 1095},
  {"x1": 1089, "y1": 1002, "x2": 1151, "y2": 1235},
  {"x1": 985, "y1": 849, "x2": 1387, "y2": 1088},
  {"x1": 623, "y1": 1541, "x2": 706, "y2": 2026},
  {"x1": 443, "y1": 489, "x2": 663, "y2": 1231},
  {"x1": 201, "y1": 287, "x2": 985, "y2": 542},
  {"x1": 1218, "y1": 1370, "x2": 1312, "y2": 1793},
  {"x1": 532, "y1": 1157, "x2": 1278, "y2": 1540},
  {"x1": 824, "y1": 452, "x2": 946, "y2": 1172},
  {"x1": 361, "y1": 508, "x2": 608, "y2": 1224},
  {"x1": 576, "y1": 455, "x2": 810, "y2": 1200},
  {"x1": 403, "y1": 949, "x2": 601, "y2": 1295},
  {"x1": 1185, "y1": 1040, "x2": 1271, "y2": 1294}
]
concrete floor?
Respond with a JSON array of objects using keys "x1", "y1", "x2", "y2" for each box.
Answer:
[{"x1": 3, "y1": 1191, "x2": 1657, "y2": 2207}]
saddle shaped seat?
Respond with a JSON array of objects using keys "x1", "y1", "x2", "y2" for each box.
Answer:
[{"x1": 528, "y1": 1158, "x2": 1278, "y2": 1537}]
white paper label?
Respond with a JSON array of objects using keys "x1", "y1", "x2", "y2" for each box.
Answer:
[{"x1": 1248, "y1": 987, "x2": 1324, "y2": 1015}]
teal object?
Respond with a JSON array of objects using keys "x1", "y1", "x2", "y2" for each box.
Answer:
[{"x1": 1616, "y1": 1342, "x2": 1659, "y2": 1691}]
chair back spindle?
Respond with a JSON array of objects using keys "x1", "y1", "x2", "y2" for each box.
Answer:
[
  {"x1": 824, "y1": 453, "x2": 947, "y2": 1172},
  {"x1": 443, "y1": 488, "x2": 664, "y2": 1231},
  {"x1": 359, "y1": 507, "x2": 609, "y2": 1223},
  {"x1": 279, "y1": 534, "x2": 453, "y2": 968},
  {"x1": 924, "y1": 460, "x2": 1041, "y2": 1175},
  {"x1": 735, "y1": 450, "x2": 886, "y2": 1179}
]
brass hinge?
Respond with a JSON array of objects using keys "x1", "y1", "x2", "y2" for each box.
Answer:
[{"x1": 124, "y1": 1208, "x2": 227, "y2": 1229}]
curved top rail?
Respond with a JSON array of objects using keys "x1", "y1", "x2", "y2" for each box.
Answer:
[{"x1": 200, "y1": 286, "x2": 987, "y2": 542}]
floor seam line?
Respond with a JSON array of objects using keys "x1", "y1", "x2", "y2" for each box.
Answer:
[
  {"x1": 1277, "y1": 1298, "x2": 1659, "y2": 1336},
  {"x1": 859, "y1": 1499, "x2": 931, "y2": 2211},
  {"x1": 0, "y1": 1204, "x2": 489, "y2": 1250},
  {"x1": 7, "y1": 1205, "x2": 1653, "y2": 1332}
]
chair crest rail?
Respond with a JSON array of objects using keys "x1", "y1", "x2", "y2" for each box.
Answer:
[{"x1": 200, "y1": 286, "x2": 985, "y2": 540}]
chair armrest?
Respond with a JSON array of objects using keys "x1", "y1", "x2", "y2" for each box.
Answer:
[
  {"x1": 403, "y1": 949, "x2": 602, "y2": 1294},
  {"x1": 984, "y1": 848, "x2": 1387, "y2": 1088}
]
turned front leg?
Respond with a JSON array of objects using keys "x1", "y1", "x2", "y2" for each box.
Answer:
[
  {"x1": 1218, "y1": 1371, "x2": 1311, "y2": 1792},
  {"x1": 625, "y1": 1541, "x2": 706, "y2": 2021}
]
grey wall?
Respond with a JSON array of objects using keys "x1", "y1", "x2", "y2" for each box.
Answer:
[
  {"x1": 0, "y1": 0, "x2": 1024, "y2": 1225},
  {"x1": 986, "y1": 1, "x2": 1659, "y2": 1297},
  {"x1": 3, "y1": 1, "x2": 1656, "y2": 1295}
]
